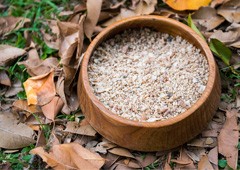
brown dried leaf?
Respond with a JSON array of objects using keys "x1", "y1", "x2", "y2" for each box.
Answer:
[
  {"x1": 41, "y1": 96, "x2": 64, "y2": 120},
  {"x1": 64, "y1": 121, "x2": 97, "y2": 136},
  {"x1": 23, "y1": 70, "x2": 56, "y2": 106},
  {"x1": 198, "y1": 155, "x2": 214, "y2": 170},
  {"x1": 0, "y1": 16, "x2": 30, "y2": 36},
  {"x1": 208, "y1": 147, "x2": 218, "y2": 166},
  {"x1": 201, "y1": 129, "x2": 219, "y2": 137},
  {"x1": 210, "y1": 30, "x2": 240, "y2": 45},
  {"x1": 30, "y1": 143, "x2": 105, "y2": 170},
  {"x1": 95, "y1": 141, "x2": 117, "y2": 154},
  {"x1": 102, "y1": 0, "x2": 156, "y2": 27},
  {"x1": 0, "y1": 45, "x2": 26, "y2": 66},
  {"x1": 13, "y1": 100, "x2": 42, "y2": 113},
  {"x1": 58, "y1": 21, "x2": 79, "y2": 37},
  {"x1": 0, "y1": 112, "x2": 35, "y2": 149},
  {"x1": 59, "y1": 32, "x2": 78, "y2": 65},
  {"x1": 218, "y1": 109, "x2": 239, "y2": 169},
  {"x1": 19, "y1": 48, "x2": 59, "y2": 76},
  {"x1": 136, "y1": 153, "x2": 157, "y2": 167},
  {"x1": 36, "y1": 130, "x2": 46, "y2": 147},
  {"x1": 192, "y1": 7, "x2": 225, "y2": 31},
  {"x1": 61, "y1": 88, "x2": 79, "y2": 114},
  {"x1": 134, "y1": 0, "x2": 157, "y2": 15},
  {"x1": 5, "y1": 79, "x2": 23, "y2": 97},
  {"x1": 163, "y1": 153, "x2": 172, "y2": 170},
  {"x1": 210, "y1": 0, "x2": 230, "y2": 8},
  {"x1": 25, "y1": 113, "x2": 45, "y2": 131},
  {"x1": 0, "y1": 70, "x2": 11, "y2": 86},
  {"x1": 109, "y1": 147, "x2": 135, "y2": 159},
  {"x1": 123, "y1": 158, "x2": 141, "y2": 169},
  {"x1": 102, "y1": 8, "x2": 136, "y2": 26},
  {"x1": 217, "y1": 0, "x2": 240, "y2": 23},
  {"x1": 171, "y1": 159, "x2": 191, "y2": 165},
  {"x1": 187, "y1": 137, "x2": 217, "y2": 148},
  {"x1": 175, "y1": 148, "x2": 196, "y2": 169},
  {"x1": 84, "y1": 0, "x2": 102, "y2": 40}
]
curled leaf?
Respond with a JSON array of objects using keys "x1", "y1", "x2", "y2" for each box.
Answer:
[
  {"x1": 84, "y1": 0, "x2": 102, "y2": 40},
  {"x1": 23, "y1": 70, "x2": 56, "y2": 105}
]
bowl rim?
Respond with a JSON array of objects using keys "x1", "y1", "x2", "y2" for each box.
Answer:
[{"x1": 80, "y1": 15, "x2": 217, "y2": 128}]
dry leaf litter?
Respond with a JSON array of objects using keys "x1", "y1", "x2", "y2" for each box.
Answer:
[{"x1": 88, "y1": 28, "x2": 209, "y2": 122}]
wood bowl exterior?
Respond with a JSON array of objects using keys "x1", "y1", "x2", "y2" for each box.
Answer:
[{"x1": 78, "y1": 16, "x2": 221, "y2": 151}]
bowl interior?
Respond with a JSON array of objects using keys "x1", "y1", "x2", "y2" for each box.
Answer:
[{"x1": 82, "y1": 16, "x2": 216, "y2": 127}]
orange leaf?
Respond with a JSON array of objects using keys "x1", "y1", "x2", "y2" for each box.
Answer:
[
  {"x1": 30, "y1": 143, "x2": 105, "y2": 170},
  {"x1": 23, "y1": 70, "x2": 56, "y2": 105},
  {"x1": 163, "y1": 0, "x2": 211, "y2": 11},
  {"x1": 41, "y1": 96, "x2": 64, "y2": 120}
]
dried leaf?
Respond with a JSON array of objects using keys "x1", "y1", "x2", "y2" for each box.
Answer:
[
  {"x1": 171, "y1": 159, "x2": 191, "y2": 165},
  {"x1": 210, "y1": 0, "x2": 229, "y2": 8},
  {"x1": 102, "y1": 8, "x2": 136, "y2": 26},
  {"x1": 25, "y1": 113, "x2": 45, "y2": 131},
  {"x1": 208, "y1": 147, "x2": 218, "y2": 166},
  {"x1": 23, "y1": 70, "x2": 56, "y2": 105},
  {"x1": 205, "y1": 137, "x2": 214, "y2": 145},
  {"x1": 218, "y1": 109, "x2": 239, "y2": 169},
  {"x1": 36, "y1": 129, "x2": 46, "y2": 147},
  {"x1": 41, "y1": 96, "x2": 64, "y2": 120},
  {"x1": 0, "y1": 70, "x2": 11, "y2": 86},
  {"x1": 134, "y1": 0, "x2": 157, "y2": 15},
  {"x1": 123, "y1": 158, "x2": 141, "y2": 169},
  {"x1": 30, "y1": 143, "x2": 105, "y2": 170},
  {"x1": 175, "y1": 148, "x2": 196, "y2": 169},
  {"x1": 95, "y1": 141, "x2": 116, "y2": 154},
  {"x1": 136, "y1": 153, "x2": 157, "y2": 167},
  {"x1": 0, "y1": 112, "x2": 35, "y2": 149},
  {"x1": 217, "y1": 0, "x2": 240, "y2": 23},
  {"x1": 192, "y1": 7, "x2": 225, "y2": 31},
  {"x1": 198, "y1": 155, "x2": 214, "y2": 170},
  {"x1": 84, "y1": 0, "x2": 102, "y2": 40},
  {"x1": 210, "y1": 30, "x2": 240, "y2": 45},
  {"x1": 163, "y1": 0, "x2": 212, "y2": 11},
  {"x1": 64, "y1": 121, "x2": 97, "y2": 136},
  {"x1": 61, "y1": 88, "x2": 79, "y2": 114},
  {"x1": 4, "y1": 79, "x2": 23, "y2": 97},
  {"x1": 58, "y1": 21, "x2": 79, "y2": 37},
  {"x1": 201, "y1": 129, "x2": 219, "y2": 137},
  {"x1": 109, "y1": 148, "x2": 135, "y2": 159},
  {"x1": 188, "y1": 138, "x2": 217, "y2": 148},
  {"x1": 163, "y1": 153, "x2": 172, "y2": 170},
  {"x1": 0, "y1": 16, "x2": 30, "y2": 36},
  {"x1": 103, "y1": 0, "x2": 156, "y2": 27},
  {"x1": 13, "y1": 100, "x2": 42, "y2": 113},
  {"x1": 0, "y1": 45, "x2": 26, "y2": 66}
]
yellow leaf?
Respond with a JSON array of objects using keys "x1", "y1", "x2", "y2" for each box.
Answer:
[
  {"x1": 163, "y1": 0, "x2": 211, "y2": 11},
  {"x1": 23, "y1": 70, "x2": 56, "y2": 106}
]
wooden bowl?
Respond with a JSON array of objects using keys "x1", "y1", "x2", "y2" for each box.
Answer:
[{"x1": 78, "y1": 15, "x2": 221, "y2": 151}]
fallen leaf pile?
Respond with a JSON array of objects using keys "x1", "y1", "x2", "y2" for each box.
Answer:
[{"x1": 0, "y1": 0, "x2": 240, "y2": 169}]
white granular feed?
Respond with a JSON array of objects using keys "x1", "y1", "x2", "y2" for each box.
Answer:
[{"x1": 88, "y1": 28, "x2": 209, "y2": 122}]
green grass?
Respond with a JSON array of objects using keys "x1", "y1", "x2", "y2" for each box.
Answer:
[{"x1": 0, "y1": 145, "x2": 34, "y2": 170}]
